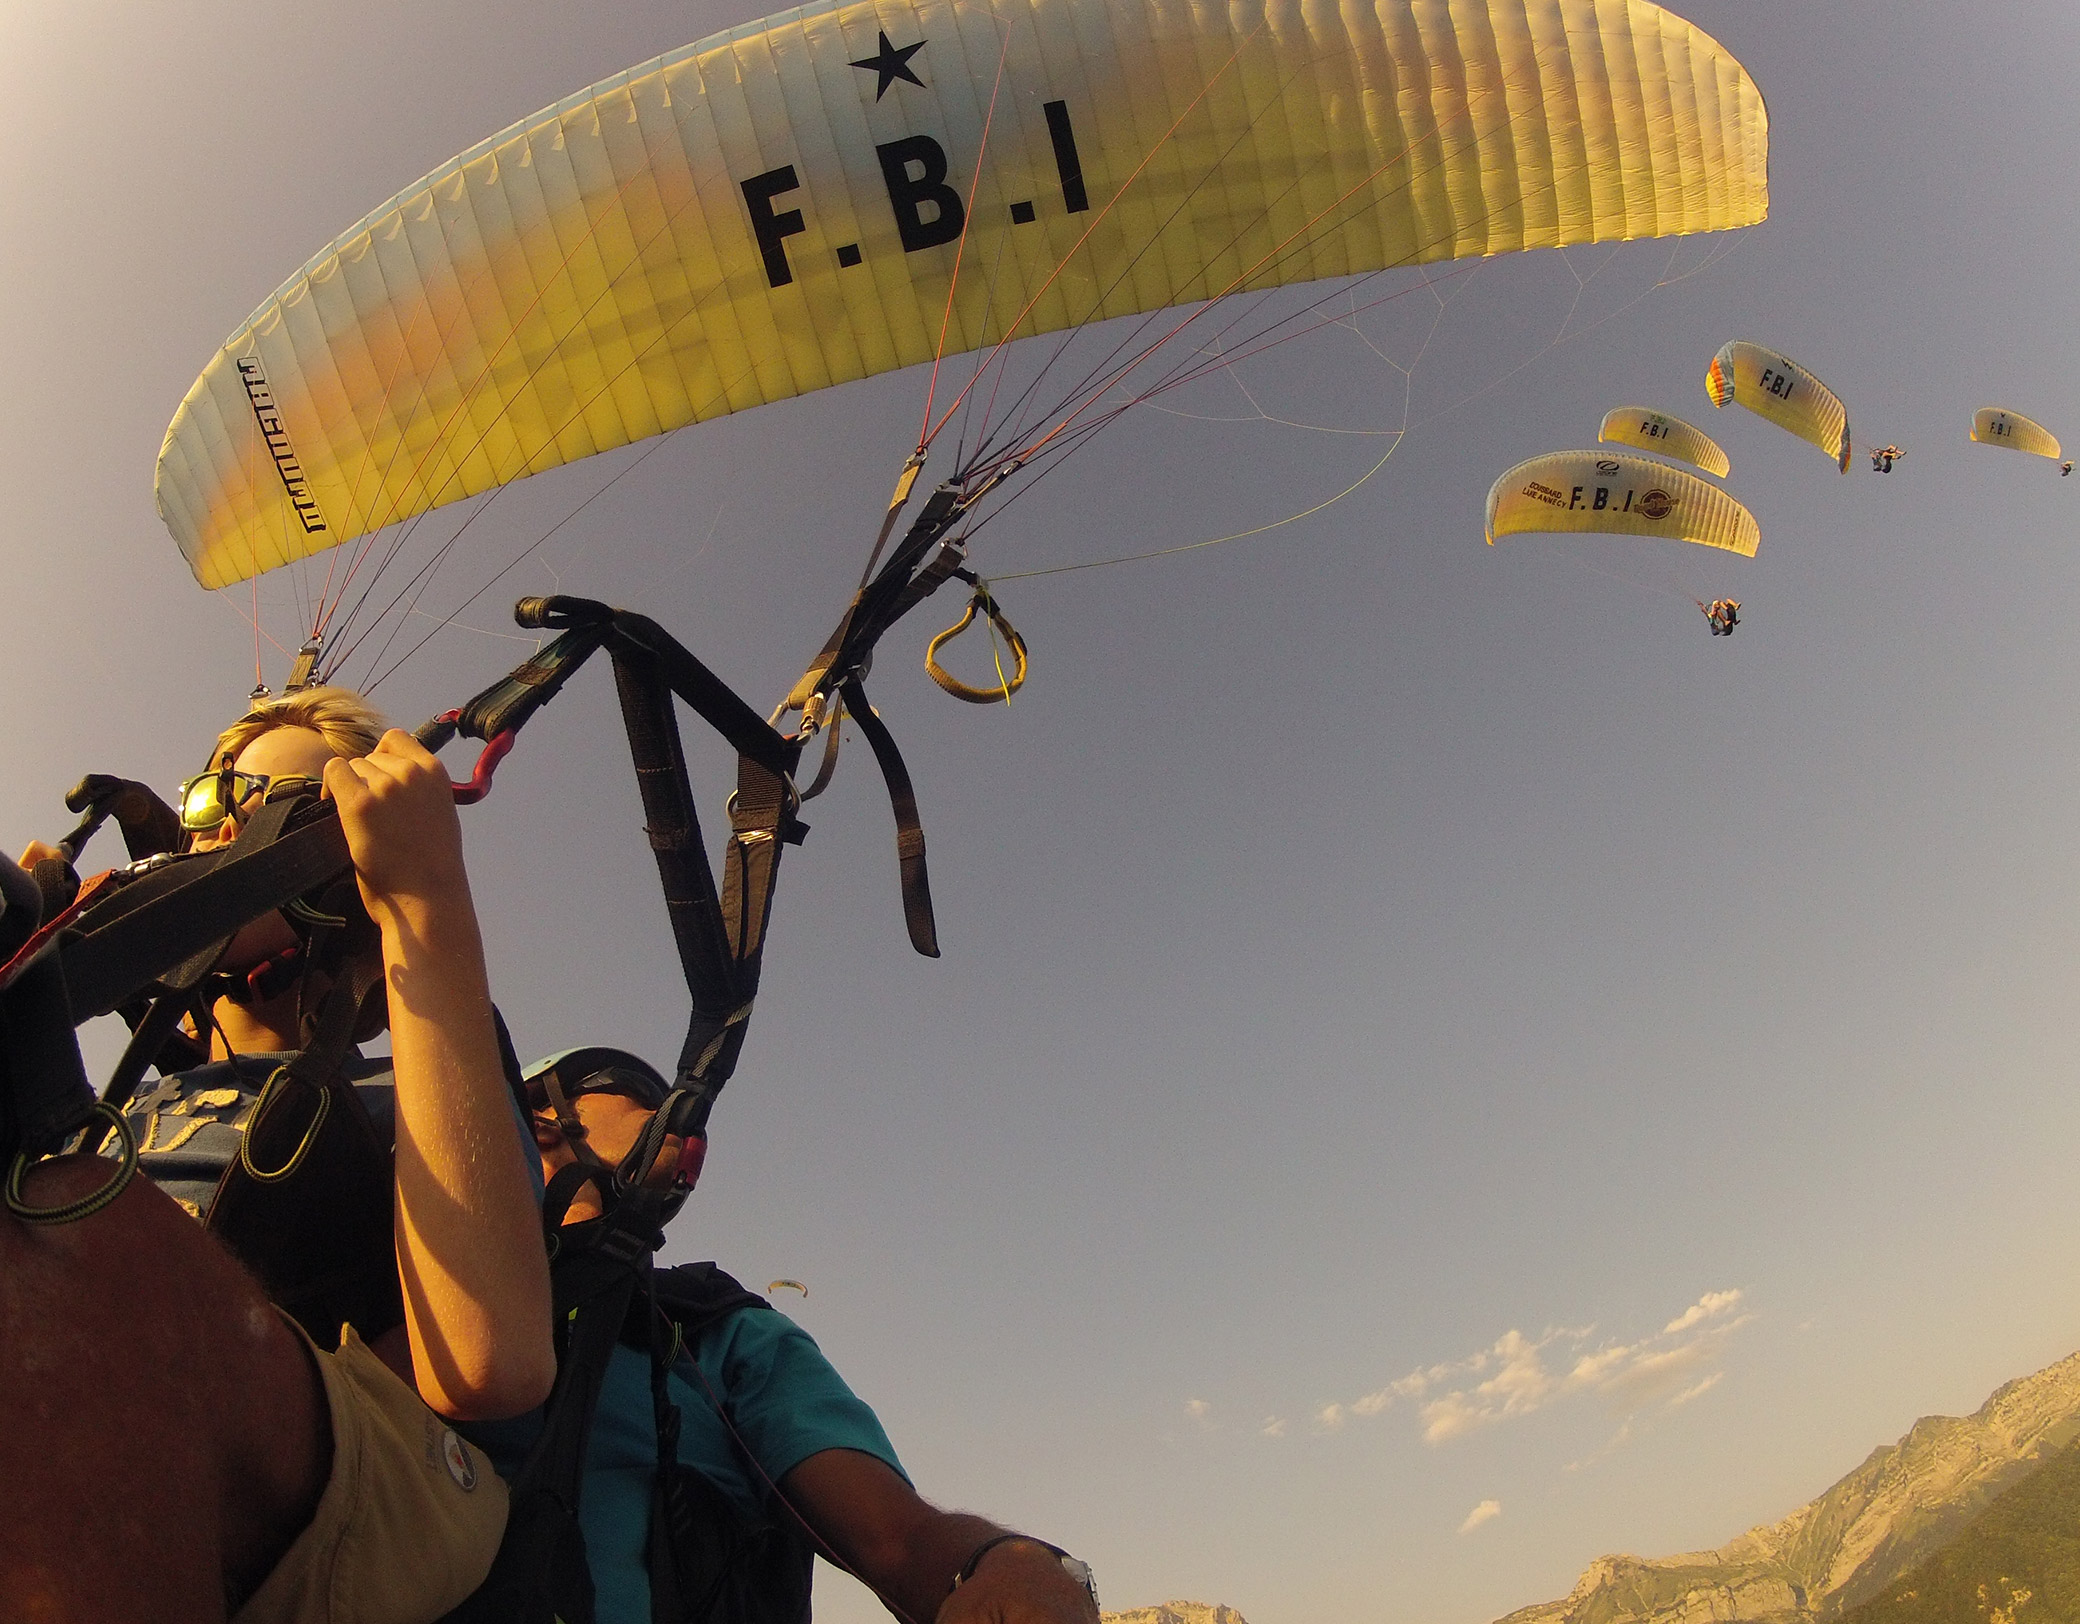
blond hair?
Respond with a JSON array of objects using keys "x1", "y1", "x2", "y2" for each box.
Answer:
[{"x1": 209, "y1": 686, "x2": 392, "y2": 770}]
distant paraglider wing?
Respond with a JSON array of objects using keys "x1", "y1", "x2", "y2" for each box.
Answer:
[
  {"x1": 1704, "y1": 341, "x2": 1850, "y2": 473},
  {"x1": 1971, "y1": 408, "x2": 2062, "y2": 460},
  {"x1": 768, "y1": 1279, "x2": 808, "y2": 1298},
  {"x1": 1485, "y1": 451, "x2": 1760, "y2": 556},
  {"x1": 1597, "y1": 407, "x2": 1730, "y2": 478},
  {"x1": 155, "y1": 0, "x2": 1771, "y2": 590}
]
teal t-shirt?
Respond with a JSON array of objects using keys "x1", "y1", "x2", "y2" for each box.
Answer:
[{"x1": 467, "y1": 1303, "x2": 906, "y2": 1623}]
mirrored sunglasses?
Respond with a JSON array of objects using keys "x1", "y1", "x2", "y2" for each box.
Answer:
[{"x1": 175, "y1": 767, "x2": 324, "y2": 833}]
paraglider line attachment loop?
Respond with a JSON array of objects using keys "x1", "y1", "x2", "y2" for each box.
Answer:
[
  {"x1": 960, "y1": 458, "x2": 1024, "y2": 504},
  {"x1": 237, "y1": 1066, "x2": 331, "y2": 1183},
  {"x1": 724, "y1": 776, "x2": 802, "y2": 820},
  {"x1": 5, "y1": 1103, "x2": 138, "y2": 1226}
]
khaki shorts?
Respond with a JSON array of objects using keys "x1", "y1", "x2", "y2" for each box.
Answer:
[{"x1": 233, "y1": 1324, "x2": 509, "y2": 1624}]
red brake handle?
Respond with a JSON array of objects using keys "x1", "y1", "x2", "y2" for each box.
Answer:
[
  {"x1": 414, "y1": 710, "x2": 516, "y2": 804},
  {"x1": 450, "y1": 730, "x2": 515, "y2": 805}
]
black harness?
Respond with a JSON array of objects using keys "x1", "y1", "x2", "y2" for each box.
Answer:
[{"x1": 2, "y1": 475, "x2": 1016, "y2": 1618}]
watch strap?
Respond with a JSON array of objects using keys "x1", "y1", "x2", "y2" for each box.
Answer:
[{"x1": 949, "y1": 1534, "x2": 1097, "y2": 1609}]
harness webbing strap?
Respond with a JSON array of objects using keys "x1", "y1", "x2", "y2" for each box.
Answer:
[
  {"x1": 608, "y1": 615, "x2": 796, "y2": 780},
  {"x1": 879, "y1": 539, "x2": 973, "y2": 629},
  {"x1": 456, "y1": 622, "x2": 612, "y2": 743},
  {"x1": 56, "y1": 812, "x2": 351, "y2": 1022},
  {"x1": 439, "y1": 1191, "x2": 672, "y2": 1624},
  {"x1": 92, "y1": 992, "x2": 197, "y2": 1133},
  {"x1": 609, "y1": 642, "x2": 739, "y2": 1029},
  {"x1": 832, "y1": 488, "x2": 968, "y2": 678},
  {"x1": 536, "y1": 1192, "x2": 671, "y2": 1494},
  {"x1": 780, "y1": 485, "x2": 969, "y2": 722},
  {"x1": 838, "y1": 678, "x2": 940, "y2": 959},
  {"x1": 0, "y1": 874, "x2": 93, "y2": 1167},
  {"x1": 797, "y1": 715, "x2": 845, "y2": 803},
  {"x1": 575, "y1": 604, "x2": 808, "y2": 1127},
  {"x1": 722, "y1": 757, "x2": 796, "y2": 967}
]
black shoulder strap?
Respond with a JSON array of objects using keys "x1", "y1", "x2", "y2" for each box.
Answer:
[
  {"x1": 634, "y1": 1262, "x2": 771, "y2": 1348},
  {"x1": 440, "y1": 1185, "x2": 674, "y2": 1624},
  {"x1": 635, "y1": 1263, "x2": 819, "y2": 1624},
  {"x1": 50, "y1": 802, "x2": 351, "y2": 1024}
]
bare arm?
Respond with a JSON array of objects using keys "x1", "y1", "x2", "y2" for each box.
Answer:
[
  {"x1": 327, "y1": 731, "x2": 554, "y2": 1420},
  {"x1": 778, "y1": 1449, "x2": 1097, "y2": 1624}
]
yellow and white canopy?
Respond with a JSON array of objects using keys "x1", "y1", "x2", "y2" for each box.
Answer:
[
  {"x1": 1970, "y1": 408, "x2": 2061, "y2": 461},
  {"x1": 1597, "y1": 406, "x2": 1730, "y2": 477},
  {"x1": 1485, "y1": 449, "x2": 1758, "y2": 555},
  {"x1": 157, "y1": 0, "x2": 1771, "y2": 590},
  {"x1": 1704, "y1": 340, "x2": 1849, "y2": 472}
]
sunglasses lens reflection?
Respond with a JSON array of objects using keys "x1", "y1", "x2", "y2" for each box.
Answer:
[
  {"x1": 176, "y1": 770, "x2": 281, "y2": 832},
  {"x1": 178, "y1": 778, "x2": 229, "y2": 831}
]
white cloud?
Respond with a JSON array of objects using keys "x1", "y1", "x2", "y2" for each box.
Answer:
[
  {"x1": 1353, "y1": 1364, "x2": 1453, "y2": 1416},
  {"x1": 1664, "y1": 1289, "x2": 1743, "y2": 1336},
  {"x1": 1420, "y1": 1329, "x2": 1564, "y2": 1443},
  {"x1": 1329, "y1": 1289, "x2": 1750, "y2": 1451},
  {"x1": 1458, "y1": 1500, "x2": 1502, "y2": 1534},
  {"x1": 1260, "y1": 1416, "x2": 1288, "y2": 1438},
  {"x1": 1185, "y1": 1398, "x2": 1212, "y2": 1426}
]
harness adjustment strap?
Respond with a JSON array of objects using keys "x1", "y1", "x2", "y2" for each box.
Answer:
[
  {"x1": 609, "y1": 644, "x2": 739, "y2": 1023},
  {"x1": 839, "y1": 677, "x2": 940, "y2": 959},
  {"x1": 455, "y1": 621, "x2": 611, "y2": 744},
  {"x1": 55, "y1": 811, "x2": 351, "y2": 1022}
]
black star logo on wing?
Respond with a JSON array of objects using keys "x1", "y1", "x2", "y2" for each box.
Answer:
[{"x1": 850, "y1": 31, "x2": 926, "y2": 100}]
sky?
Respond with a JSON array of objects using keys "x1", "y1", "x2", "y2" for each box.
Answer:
[{"x1": 6, "y1": 3, "x2": 2080, "y2": 1622}]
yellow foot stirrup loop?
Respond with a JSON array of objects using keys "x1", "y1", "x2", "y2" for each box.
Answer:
[
  {"x1": 5, "y1": 1101, "x2": 139, "y2": 1225},
  {"x1": 925, "y1": 586, "x2": 1028, "y2": 704}
]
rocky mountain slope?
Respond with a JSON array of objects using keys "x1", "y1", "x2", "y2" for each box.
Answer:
[
  {"x1": 1496, "y1": 1349, "x2": 2080, "y2": 1624},
  {"x1": 1104, "y1": 1604, "x2": 1250, "y2": 1624},
  {"x1": 1836, "y1": 1432, "x2": 2080, "y2": 1623}
]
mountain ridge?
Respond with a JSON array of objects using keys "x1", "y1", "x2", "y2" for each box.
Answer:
[
  {"x1": 1103, "y1": 1602, "x2": 1251, "y2": 1624},
  {"x1": 1496, "y1": 1348, "x2": 2080, "y2": 1624}
]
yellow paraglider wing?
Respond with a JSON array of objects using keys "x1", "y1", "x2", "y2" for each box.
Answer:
[
  {"x1": 767, "y1": 1279, "x2": 809, "y2": 1298},
  {"x1": 1704, "y1": 341, "x2": 1850, "y2": 473},
  {"x1": 1597, "y1": 407, "x2": 1731, "y2": 478},
  {"x1": 1485, "y1": 451, "x2": 1759, "y2": 555},
  {"x1": 156, "y1": 0, "x2": 1771, "y2": 590},
  {"x1": 1971, "y1": 408, "x2": 2062, "y2": 460}
]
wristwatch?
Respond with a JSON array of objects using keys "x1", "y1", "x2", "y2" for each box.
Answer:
[{"x1": 950, "y1": 1534, "x2": 1100, "y2": 1611}]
